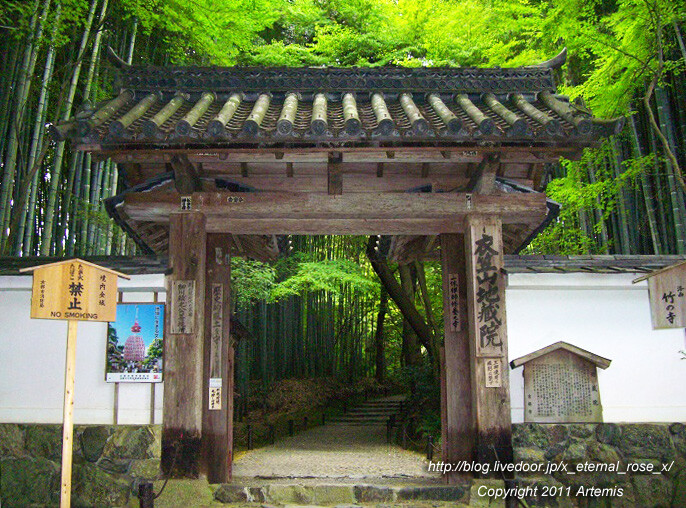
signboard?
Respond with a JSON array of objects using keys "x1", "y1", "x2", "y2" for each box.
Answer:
[
  {"x1": 523, "y1": 349, "x2": 603, "y2": 423},
  {"x1": 468, "y1": 223, "x2": 505, "y2": 356},
  {"x1": 106, "y1": 303, "x2": 164, "y2": 383},
  {"x1": 28, "y1": 259, "x2": 118, "y2": 322},
  {"x1": 646, "y1": 263, "x2": 686, "y2": 329},
  {"x1": 209, "y1": 378, "x2": 222, "y2": 410},
  {"x1": 20, "y1": 258, "x2": 128, "y2": 508},
  {"x1": 484, "y1": 357, "x2": 502, "y2": 388},
  {"x1": 448, "y1": 273, "x2": 460, "y2": 332},
  {"x1": 170, "y1": 280, "x2": 195, "y2": 333}
]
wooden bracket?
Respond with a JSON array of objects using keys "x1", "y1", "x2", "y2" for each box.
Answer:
[
  {"x1": 466, "y1": 153, "x2": 500, "y2": 194},
  {"x1": 170, "y1": 155, "x2": 201, "y2": 195},
  {"x1": 328, "y1": 152, "x2": 343, "y2": 195}
]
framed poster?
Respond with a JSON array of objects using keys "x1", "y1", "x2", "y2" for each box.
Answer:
[{"x1": 106, "y1": 303, "x2": 164, "y2": 382}]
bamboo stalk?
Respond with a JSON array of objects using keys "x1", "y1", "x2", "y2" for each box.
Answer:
[
  {"x1": 456, "y1": 94, "x2": 494, "y2": 134},
  {"x1": 311, "y1": 93, "x2": 328, "y2": 136},
  {"x1": 427, "y1": 94, "x2": 461, "y2": 133},
  {"x1": 342, "y1": 93, "x2": 361, "y2": 135},
  {"x1": 510, "y1": 93, "x2": 560, "y2": 135},
  {"x1": 176, "y1": 92, "x2": 215, "y2": 136},
  {"x1": 371, "y1": 93, "x2": 394, "y2": 135},
  {"x1": 400, "y1": 93, "x2": 429, "y2": 135},
  {"x1": 277, "y1": 93, "x2": 298, "y2": 135},
  {"x1": 40, "y1": 0, "x2": 100, "y2": 256},
  {"x1": 208, "y1": 93, "x2": 242, "y2": 136}
]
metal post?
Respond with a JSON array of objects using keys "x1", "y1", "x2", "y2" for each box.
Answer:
[
  {"x1": 427, "y1": 435, "x2": 434, "y2": 461},
  {"x1": 139, "y1": 482, "x2": 154, "y2": 508},
  {"x1": 288, "y1": 419, "x2": 294, "y2": 437},
  {"x1": 247, "y1": 424, "x2": 253, "y2": 450},
  {"x1": 268, "y1": 424, "x2": 275, "y2": 444}
]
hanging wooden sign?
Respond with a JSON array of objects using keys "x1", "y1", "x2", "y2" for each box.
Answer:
[
  {"x1": 634, "y1": 261, "x2": 686, "y2": 329},
  {"x1": 20, "y1": 259, "x2": 129, "y2": 508}
]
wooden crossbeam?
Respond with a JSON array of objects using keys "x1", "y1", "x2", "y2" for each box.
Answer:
[{"x1": 119, "y1": 191, "x2": 548, "y2": 235}]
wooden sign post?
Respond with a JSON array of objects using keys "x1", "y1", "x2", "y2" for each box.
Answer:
[{"x1": 20, "y1": 259, "x2": 129, "y2": 508}]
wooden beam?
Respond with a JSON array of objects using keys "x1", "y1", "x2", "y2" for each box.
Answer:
[
  {"x1": 162, "y1": 212, "x2": 207, "y2": 478},
  {"x1": 202, "y1": 234, "x2": 234, "y2": 483},
  {"x1": 464, "y1": 216, "x2": 513, "y2": 469},
  {"x1": 104, "y1": 146, "x2": 582, "y2": 165},
  {"x1": 440, "y1": 233, "x2": 475, "y2": 484},
  {"x1": 328, "y1": 152, "x2": 343, "y2": 195},
  {"x1": 170, "y1": 155, "x2": 201, "y2": 195},
  {"x1": 121, "y1": 191, "x2": 548, "y2": 233}
]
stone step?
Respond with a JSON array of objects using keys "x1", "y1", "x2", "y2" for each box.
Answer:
[
  {"x1": 213, "y1": 482, "x2": 486, "y2": 506},
  {"x1": 342, "y1": 410, "x2": 398, "y2": 415},
  {"x1": 328, "y1": 416, "x2": 393, "y2": 422}
]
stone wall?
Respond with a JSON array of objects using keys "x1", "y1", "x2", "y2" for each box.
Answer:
[
  {"x1": 1, "y1": 422, "x2": 685, "y2": 507},
  {"x1": 513, "y1": 422, "x2": 686, "y2": 507},
  {"x1": 0, "y1": 424, "x2": 161, "y2": 507}
]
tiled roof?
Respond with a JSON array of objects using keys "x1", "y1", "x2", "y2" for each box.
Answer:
[{"x1": 53, "y1": 50, "x2": 624, "y2": 148}]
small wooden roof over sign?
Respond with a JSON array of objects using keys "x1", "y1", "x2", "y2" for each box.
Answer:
[
  {"x1": 510, "y1": 341, "x2": 612, "y2": 370},
  {"x1": 19, "y1": 257, "x2": 131, "y2": 278},
  {"x1": 633, "y1": 259, "x2": 686, "y2": 329}
]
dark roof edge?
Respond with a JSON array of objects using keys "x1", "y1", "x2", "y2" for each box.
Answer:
[
  {"x1": 504, "y1": 254, "x2": 686, "y2": 274},
  {"x1": 2, "y1": 254, "x2": 686, "y2": 276}
]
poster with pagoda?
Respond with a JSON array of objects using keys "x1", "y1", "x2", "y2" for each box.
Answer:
[{"x1": 106, "y1": 303, "x2": 164, "y2": 382}]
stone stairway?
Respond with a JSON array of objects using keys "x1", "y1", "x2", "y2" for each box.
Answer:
[{"x1": 328, "y1": 395, "x2": 405, "y2": 426}]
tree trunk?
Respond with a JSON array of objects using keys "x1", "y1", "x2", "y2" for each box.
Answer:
[
  {"x1": 374, "y1": 288, "x2": 388, "y2": 383},
  {"x1": 366, "y1": 237, "x2": 438, "y2": 373}
]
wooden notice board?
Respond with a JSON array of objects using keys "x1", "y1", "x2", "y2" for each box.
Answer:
[
  {"x1": 21, "y1": 259, "x2": 129, "y2": 508},
  {"x1": 24, "y1": 259, "x2": 124, "y2": 322},
  {"x1": 511, "y1": 342, "x2": 611, "y2": 424}
]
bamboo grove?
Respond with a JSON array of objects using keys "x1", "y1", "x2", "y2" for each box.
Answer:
[{"x1": 231, "y1": 235, "x2": 443, "y2": 413}]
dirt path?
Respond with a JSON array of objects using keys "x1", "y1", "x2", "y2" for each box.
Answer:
[{"x1": 233, "y1": 422, "x2": 440, "y2": 481}]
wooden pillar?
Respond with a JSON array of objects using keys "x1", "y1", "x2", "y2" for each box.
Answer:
[
  {"x1": 202, "y1": 234, "x2": 234, "y2": 483},
  {"x1": 162, "y1": 211, "x2": 207, "y2": 477},
  {"x1": 464, "y1": 215, "x2": 513, "y2": 467},
  {"x1": 440, "y1": 233, "x2": 475, "y2": 483}
]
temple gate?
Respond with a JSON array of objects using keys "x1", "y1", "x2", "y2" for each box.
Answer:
[{"x1": 53, "y1": 48, "x2": 622, "y2": 483}]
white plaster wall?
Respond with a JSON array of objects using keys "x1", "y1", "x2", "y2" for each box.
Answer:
[
  {"x1": 507, "y1": 273, "x2": 686, "y2": 424},
  {"x1": 0, "y1": 270, "x2": 684, "y2": 425},
  {"x1": 0, "y1": 274, "x2": 166, "y2": 424}
]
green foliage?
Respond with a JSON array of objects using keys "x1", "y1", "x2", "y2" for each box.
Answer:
[
  {"x1": 231, "y1": 257, "x2": 276, "y2": 308},
  {"x1": 142, "y1": 338, "x2": 162, "y2": 369},
  {"x1": 270, "y1": 258, "x2": 378, "y2": 301},
  {"x1": 528, "y1": 138, "x2": 650, "y2": 254},
  {"x1": 120, "y1": 0, "x2": 283, "y2": 65}
]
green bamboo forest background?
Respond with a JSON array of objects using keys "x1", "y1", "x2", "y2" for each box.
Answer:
[{"x1": 1, "y1": 0, "x2": 685, "y2": 407}]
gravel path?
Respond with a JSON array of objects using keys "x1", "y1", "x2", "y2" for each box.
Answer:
[{"x1": 233, "y1": 424, "x2": 440, "y2": 480}]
